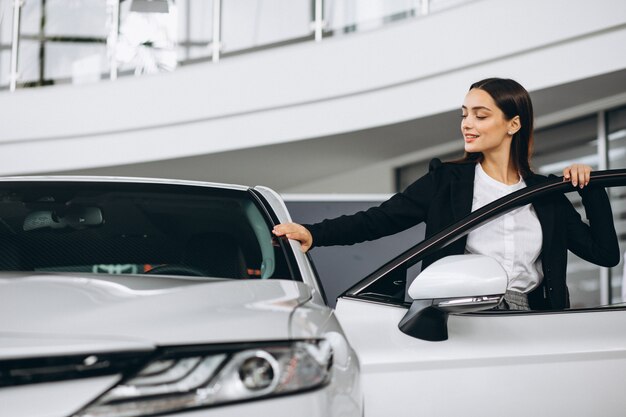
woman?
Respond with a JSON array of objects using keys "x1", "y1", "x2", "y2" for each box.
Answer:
[{"x1": 273, "y1": 78, "x2": 620, "y2": 310}]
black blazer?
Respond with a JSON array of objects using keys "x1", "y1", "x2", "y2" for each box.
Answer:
[{"x1": 306, "y1": 159, "x2": 620, "y2": 310}]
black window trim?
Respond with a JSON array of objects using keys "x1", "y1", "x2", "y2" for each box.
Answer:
[
  {"x1": 342, "y1": 169, "x2": 626, "y2": 301},
  {"x1": 248, "y1": 188, "x2": 306, "y2": 284}
]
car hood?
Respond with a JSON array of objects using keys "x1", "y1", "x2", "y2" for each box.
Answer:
[{"x1": 0, "y1": 273, "x2": 312, "y2": 359}]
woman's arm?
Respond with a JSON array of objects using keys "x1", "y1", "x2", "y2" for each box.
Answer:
[
  {"x1": 560, "y1": 165, "x2": 620, "y2": 267},
  {"x1": 273, "y1": 167, "x2": 438, "y2": 252}
]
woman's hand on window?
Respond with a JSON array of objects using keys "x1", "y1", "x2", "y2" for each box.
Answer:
[
  {"x1": 563, "y1": 164, "x2": 592, "y2": 189},
  {"x1": 272, "y1": 223, "x2": 313, "y2": 253}
]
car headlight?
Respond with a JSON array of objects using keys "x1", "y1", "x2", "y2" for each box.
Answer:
[{"x1": 75, "y1": 340, "x2": 333, "y2": 417}]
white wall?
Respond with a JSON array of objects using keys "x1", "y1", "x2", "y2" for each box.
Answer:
[{"x1": 1, "y1": 0, "x2": 625, "y2": 175}]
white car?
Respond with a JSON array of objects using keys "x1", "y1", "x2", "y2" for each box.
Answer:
[
  {"x1": 1, "y1": 171, "x2": 625, "y2": 417},
  {"x1": 0, "y1": 178, "x2": 361, "y2": 417}
]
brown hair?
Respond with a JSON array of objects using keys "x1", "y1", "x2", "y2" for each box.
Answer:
[{"x1": 457, "y1": 78, "x2": 535, "y2": 179}]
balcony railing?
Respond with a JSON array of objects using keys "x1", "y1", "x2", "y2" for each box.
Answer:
[{"x1": 0, "y1": 0, "x2": 477, "y2": 92}]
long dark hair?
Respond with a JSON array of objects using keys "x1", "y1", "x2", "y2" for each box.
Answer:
[{"x1": 457, "y1": 78, "x2": 535, "y2": 179}]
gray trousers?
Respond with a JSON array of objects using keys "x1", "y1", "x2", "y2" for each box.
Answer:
[{"x1": 496, "y1": 290, "x2": 530, "y2": 311}]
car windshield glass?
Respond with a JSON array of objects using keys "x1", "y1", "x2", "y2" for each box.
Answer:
[{"x1": 0, "y1": 181, "x2": 294, "y2": 281}]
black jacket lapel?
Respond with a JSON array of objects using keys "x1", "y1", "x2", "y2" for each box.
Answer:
[{"x1": 451, "y1": 163, "x2": 476, "y2": 222}]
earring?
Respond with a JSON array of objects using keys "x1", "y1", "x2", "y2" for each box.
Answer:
[{"x1": 508, "y1": 131, "x2": 514, "y2": 136}]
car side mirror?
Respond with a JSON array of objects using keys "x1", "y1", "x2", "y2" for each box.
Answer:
[{"x1": 398, "y1": 255, "x2": 507, "y2": 342}]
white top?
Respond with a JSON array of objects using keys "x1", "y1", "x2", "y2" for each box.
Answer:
[{"x1": 465, "y1": 164, "x2": 543, "y2": 293}]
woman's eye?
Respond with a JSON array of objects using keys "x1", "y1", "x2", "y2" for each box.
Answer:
[
  {"x1": 476, "y1": 115, "x2": 487, "y2": 119},
  {"x1": 461, "y1": 114, "x2": 467, "y2": 118}
]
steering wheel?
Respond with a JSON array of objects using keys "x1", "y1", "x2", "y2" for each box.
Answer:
[{"x1": 144, "y1": 264, "x2": 208, "y2": 277}]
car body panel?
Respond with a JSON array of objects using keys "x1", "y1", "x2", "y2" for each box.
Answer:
[
  {"x1": 0, "y1": 375, "x2": 121, "y2": 417},
  {"x1": 1, "y1": 274, "x2": 311, "y2": 346},
  {"x1": 335, "y1": 297, "x2": 626, "y2": 416},
  {"x1": 334, "y1": 171, "x2": 626, "y2": 417},
  {"x1": 0, "y1": 332, "x2": 153, "y2": 360}
]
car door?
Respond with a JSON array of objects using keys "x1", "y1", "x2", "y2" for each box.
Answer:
[{"x1": 334, "y1": 169, "x2": 626, "y2": 417}]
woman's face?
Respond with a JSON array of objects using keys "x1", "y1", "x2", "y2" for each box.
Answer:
[{"x1": 461, "y1": 88, "x2": 518, "y2": 155}]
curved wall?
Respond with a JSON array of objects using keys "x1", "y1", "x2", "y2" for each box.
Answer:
[{"x1": 1, "y1": 0, "x2": 626, "y2": 175}]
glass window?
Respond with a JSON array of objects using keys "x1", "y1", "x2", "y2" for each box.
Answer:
[
  {"x1": 18, "y1": 0, "x2": 41, "y2": 35},
  {"x1": 533, "y1": 116, "x2": 602, "y2": 307},
  {"x1": 11, "y1": 1, "x2": 43, "y2": 86},
  {"x1": 0, "y1": 50, "x2": 9, "y2": 88},
  {"x1": 15, "y1": 40, "x2": 40, "y2": 85},
  {"x1": 325, "y1": 0, "x2": 416, "y2": 34},
  {"x1": 176, "y1": 0, "x2": 213, "y2": 62},
  {"x1": 44, "y1": 0, "x2": 107, "y2": 38},
  {"x1": 0, "y1": 0, "x2": 7, "y2": 86},
  {"x1": 221, "y1": 0, "x2": 311, "y2": 54},
  {"x1": 0, "y1": 0, "x2": 12, "y2": 42},
  {"x1": 0, "y1": 182, "x2": 296, "y2": 281},
  {"x1": 608, "y1": 106, "x2": 626, "y2": 303},
  {"x1": 44, "y1": 42, "x2": 107, "y2": 82}
]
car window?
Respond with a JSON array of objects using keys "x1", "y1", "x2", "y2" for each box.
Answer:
[
  {"x1": 565, "y1": 184, "x2": 626, "y2": 308},
  {"x1": 345, "y1": 171, "x2": 626, "y2": 311},
  {"x1": 0, "y1": 181, "x2": 297, "y2": 281}
]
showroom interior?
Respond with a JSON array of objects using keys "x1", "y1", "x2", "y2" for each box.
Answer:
[{"x1": 1, "y1": 0, "x2": 625, "y2": 307}]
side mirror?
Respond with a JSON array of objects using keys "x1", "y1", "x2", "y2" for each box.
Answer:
[{"x1": 398, "y1": 255, "x2": 507, "y2": 342}]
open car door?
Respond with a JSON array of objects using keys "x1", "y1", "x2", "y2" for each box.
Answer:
[{"x1": 334, "y1": 169, "x2": 626, "y2": 417}]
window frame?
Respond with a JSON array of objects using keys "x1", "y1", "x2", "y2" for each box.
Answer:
[{"x1": 341, "y1": 169, "x2": 626, "y2": 308}]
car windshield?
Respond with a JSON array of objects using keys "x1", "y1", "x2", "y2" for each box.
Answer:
[{"x1": 0, "y1": 181, "x2": 295, "y2": 281}]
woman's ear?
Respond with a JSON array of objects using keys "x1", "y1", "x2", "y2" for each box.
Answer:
[{"x1": 508, "y1": 115, "x2": 521, "y2": 135}]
